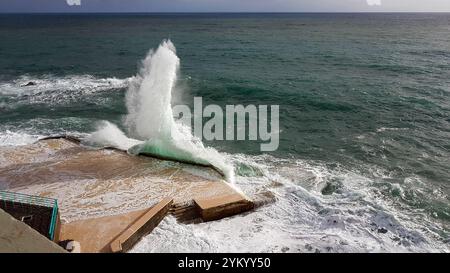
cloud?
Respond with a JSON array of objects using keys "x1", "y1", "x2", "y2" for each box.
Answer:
[
  {"x1": 66, "y1": 0, "x2": 81, "y2": 6},
  {"x1": 366, "y1": 0, "x2": 381, "y2": 6}
]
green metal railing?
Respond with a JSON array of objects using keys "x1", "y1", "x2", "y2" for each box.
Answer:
[
  {"x1": 0, "y1": 190, "x2": 58, "y2": 240},
  {"x1": 48, "y1": 200, "x2": 58, "y2": 240}
]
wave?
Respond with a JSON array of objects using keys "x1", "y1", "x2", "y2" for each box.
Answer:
[
  {"x1": 83, "y1": 121, "x2": 141, "y2": 151},
  {"x1": 131, "y1": 153, "x2": 449, "y2": 253},
  {"x1": 0, "y1": 74, "x2": 131, "y2": 97},
  {"x1": 376, "y1": 127, "x2": 409, "y2": 133},
  {"x1": 0, "y1": 130, "x2": 42, "y2": 146},
  {"x1": 85, "y1": 40, "x2": 234, "y2": 181}
]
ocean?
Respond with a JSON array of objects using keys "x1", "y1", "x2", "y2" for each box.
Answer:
[{"x1": 0, "y1": 13, "x2": 449, "y2": 252}]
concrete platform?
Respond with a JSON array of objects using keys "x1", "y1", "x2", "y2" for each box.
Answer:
[
  {"x1": 0, "y1": 137, "x2": 254, "y2": 252},
  {"x1": 60, "y1": 198, "x2": 173, "y2": 253}
]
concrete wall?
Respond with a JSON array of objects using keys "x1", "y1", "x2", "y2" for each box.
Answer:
[{"x1": 0, "y1": 209, "x2": 66, "y2": 253}]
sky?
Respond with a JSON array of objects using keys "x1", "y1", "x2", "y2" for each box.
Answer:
[{"x1": 1, "y1": 0, "x2": 450, "y2": 13}]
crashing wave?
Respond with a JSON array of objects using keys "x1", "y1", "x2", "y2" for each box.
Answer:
[{"x1": 84, "y1": 40, "x2": 234, "y2": 181}]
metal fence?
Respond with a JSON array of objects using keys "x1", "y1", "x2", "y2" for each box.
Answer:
[{"x1": 0, "y1": 190, "x2": 59, "y2": 240}]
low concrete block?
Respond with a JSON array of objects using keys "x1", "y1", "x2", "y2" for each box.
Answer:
[
  {"x1": 194, "y1": 193, "x2": 254, "y2": 222},
  {"x1": 110, "y1": 197, "x2": 173, "y2": 253}
]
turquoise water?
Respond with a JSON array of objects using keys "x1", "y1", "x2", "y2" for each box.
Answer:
[{"x1": 0, "y1": 13, "x2": 449, "y2": 252}]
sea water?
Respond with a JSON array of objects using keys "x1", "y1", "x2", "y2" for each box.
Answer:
[{"x1": 0, "y1": 13, "x2": 448, "y2": 252}]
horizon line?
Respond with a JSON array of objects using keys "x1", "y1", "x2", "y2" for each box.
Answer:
[{"x1": 1, "y1": 11, "x2": 450, "y2": 15}]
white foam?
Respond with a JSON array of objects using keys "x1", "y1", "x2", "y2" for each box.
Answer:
[
  {"x1": 376, "y1": 127, "x2": 408, "y2": 133},
  {"x1": 0, "y1": 130, "x2": 42, "y2": 146},
  {"x1": 83, "y1": 121, "x2": 141, "y2": 151},
  {"x1": 125, "y1": 40, "x2": 179, "y2": 140},
  {"x1": 131, "y1": 154, "x2": 449, "y2": 253},
  {"x1": 0, "y1": 74, "x2": 131, "y2": 97}
]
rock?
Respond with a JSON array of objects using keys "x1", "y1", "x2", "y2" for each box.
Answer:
[
  {"x1": 23, "y1": 81, "x2": 36, "y2": 87},
  {"x1": 321, "y1": 179, "x2": 343, "y2": 195},
  {"x1": 377, "y1": 227, "x2": 388, "y2": 234}
]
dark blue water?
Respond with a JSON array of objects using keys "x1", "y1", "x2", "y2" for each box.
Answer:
[{"x1": 0, "y1": 13, "x2": 448, "y2": 251}]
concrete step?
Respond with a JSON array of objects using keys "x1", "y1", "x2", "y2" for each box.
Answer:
[{"x1": 109, "y1": 198, "x2": 173, "y2": 253}]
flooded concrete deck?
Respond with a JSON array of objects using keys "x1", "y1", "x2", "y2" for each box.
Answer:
[{"x1": 0, "y1": 137, "x2": 253, "y2": 252}]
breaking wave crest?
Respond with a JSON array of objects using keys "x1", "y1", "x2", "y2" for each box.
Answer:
[{"x1": 85, "y1": 40, "x2": 234, "y2": 181}]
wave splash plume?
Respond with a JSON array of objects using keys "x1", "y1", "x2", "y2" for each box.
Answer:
[{"x1": 85, "y1": 40, "x2": 234, "y2": 181}]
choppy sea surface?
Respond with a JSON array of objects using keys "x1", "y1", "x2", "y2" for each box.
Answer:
[{"x1": 0, "y1": 13, "x2": 449, "y2": 252}]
